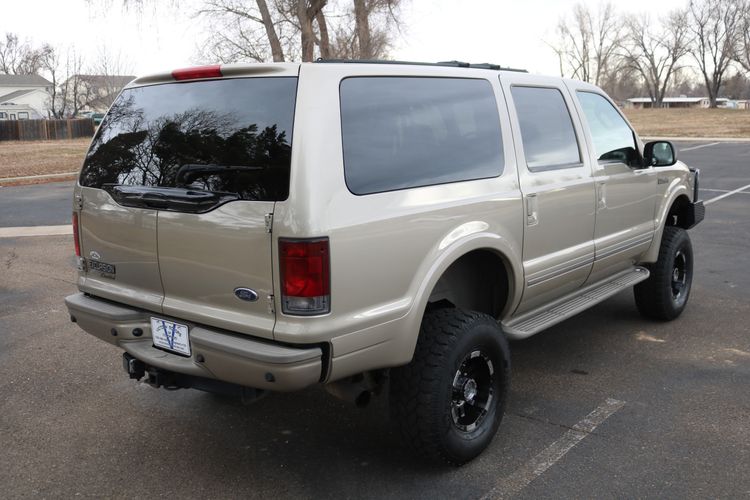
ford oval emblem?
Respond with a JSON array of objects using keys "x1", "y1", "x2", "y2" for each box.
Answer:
[{"x1": 234, "y1": 287, "x2": 259, "y2": 302}]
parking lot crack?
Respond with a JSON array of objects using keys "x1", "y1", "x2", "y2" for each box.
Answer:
[
  {"x1": 4, "y1": 248, "x2": 18, "y2": 268},
  {"x1": 512, "y1": 411, "x2": 608, "y2": 437},
  {"x1": 25, "y1": 270, "x2": 76, "y2": 286}
]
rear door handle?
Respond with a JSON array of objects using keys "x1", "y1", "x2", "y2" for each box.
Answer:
[{"x1": 526, "y1": 194, "x2": 538, "y2": 226}]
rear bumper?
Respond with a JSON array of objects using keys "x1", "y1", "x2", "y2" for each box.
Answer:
[{"x1": 65, "y1": 293, "x2": 324, "y2": 391}]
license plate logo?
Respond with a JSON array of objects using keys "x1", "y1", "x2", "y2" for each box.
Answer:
[{"x1": 150, "y1": 317, "x2": 191, "y2": 356}]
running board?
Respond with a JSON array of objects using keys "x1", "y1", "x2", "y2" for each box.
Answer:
[{"x1": 502, "y1": 267, "x2": 650, "y2": 340}]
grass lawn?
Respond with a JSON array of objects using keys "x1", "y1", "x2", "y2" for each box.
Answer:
[
  {"x1": 0, "y1": 138, "x2": 90, "y2": 184},
  {"x1": 623, "y1": 108, "x2": 750, "y2": 138}
]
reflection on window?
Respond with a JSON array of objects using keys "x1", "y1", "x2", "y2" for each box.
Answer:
[
  {"x1": 340, "y1": 77, "x2": 504, "y2": 195},
  {"x1": 80, "y1": 77, "x2": 297, "y2": 201},
  {"x1": 511, "y1": 86, "x2": 581, "y2": 171},
  {"x1": 577, "y1": 91, "x2": 638, "y2": 166}
]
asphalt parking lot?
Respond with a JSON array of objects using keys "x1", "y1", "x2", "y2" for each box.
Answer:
[{"x1": 1, "y1": 141, "x2": 748, "y2": 498}]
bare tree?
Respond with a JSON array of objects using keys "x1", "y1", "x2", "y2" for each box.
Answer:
[
  {"x1": 197, "y1": 0, "x2": 404, "y2": 63},
  {"x1": 622, "y1": 10, "x2": 691, "y2": 106},
  {"x1": 295, "y1": 0, "x2": 327, "y2": 62},
  {"x1": 551, "y1": 3, "x2": 624, "y2": 86},
  {"x1": 198, "y1": 0, "x2": 300, "y2": 63},
  {"x1": 687, "y1": 0, "x2": 743, "y2": 107},
  {"x1": 353, "y1": 0, "x2": 372, "y2": 59},
  {"x1": 89, "y1": 46, "x2": 135, "y2": 108},
  {"x1": 42, "y1": 48, "x2": 86, "y2": 118},
  {"x1": 0, "y1": 33, "x2": 53, "y2": 75},
  {"x1": 733, "y1": 0, "x2": 750, "y2": 72},
  {"x1": 97, "y1": 1, "x2": 405, "y2": 64},
  {"x1": 328, "y1": 0, "x2": 402, "y2": 59},
  {"x1": 198, "y1": 0, "x2": 289, "y2": 62}
]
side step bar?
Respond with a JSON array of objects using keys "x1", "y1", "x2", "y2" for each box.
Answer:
[{"x1": 502, "y1": 267, "x2": 650, "y2": 340}]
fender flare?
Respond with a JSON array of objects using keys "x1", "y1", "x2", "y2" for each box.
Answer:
[
  {"x1": 642, "y1": 183, "x2": 691, "y2": 263},
  {"x1": 391, "y1": 232, "x2": 523, "y2": 364}
]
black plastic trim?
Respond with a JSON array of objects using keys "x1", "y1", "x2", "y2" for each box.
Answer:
[{"x1": 684, "y1": 201, "x2": 705, "y2": 229}]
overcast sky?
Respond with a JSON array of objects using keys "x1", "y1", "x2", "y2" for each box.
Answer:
[{"x1": 3, "y1": 0, "x2": 687, "y2": 77}]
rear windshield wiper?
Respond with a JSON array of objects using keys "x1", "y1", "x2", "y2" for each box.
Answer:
[
  {"x1": 103, "y1": 184, "x2": 239, "y2": 214},
  {"x1": 176, "y1": 163, "x2": 263, "y2": 187}
]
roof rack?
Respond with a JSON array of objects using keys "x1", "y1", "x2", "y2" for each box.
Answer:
[{"x1": 314, "y1": 58, "x2": 527, "y2": 73}]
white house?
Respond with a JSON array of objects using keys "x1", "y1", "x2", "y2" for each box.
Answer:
[{"x1": 0, "y1": 74, "x2": 53, "y2": 120}]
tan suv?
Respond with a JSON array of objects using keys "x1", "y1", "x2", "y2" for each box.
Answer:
[{"x1": 65, "y1": 60, "x2": 704, "y2": 464}]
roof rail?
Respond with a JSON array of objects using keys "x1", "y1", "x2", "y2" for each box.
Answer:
[{"x1": 314, "y1": 58, "x2": 527, "y2": 73}]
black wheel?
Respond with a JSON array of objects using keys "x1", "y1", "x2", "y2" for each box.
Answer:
[
  {"x1": 390, "y1": 308, "x2": 510, "y2": 465},
  {"x1": 634, "y1": 226, "x2": 694, "y2": 321}
]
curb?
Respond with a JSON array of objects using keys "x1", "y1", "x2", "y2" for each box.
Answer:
[
  {"x1": 0, "y1": 225, "x2": 72, "y2": 238},
  {"x1": 0, "y1": 172, "x2": 77, "y2": 184}
]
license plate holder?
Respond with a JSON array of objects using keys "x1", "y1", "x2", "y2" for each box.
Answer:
[{"x1": 150, "y1": 317, "x2": 191, "y2": 356}]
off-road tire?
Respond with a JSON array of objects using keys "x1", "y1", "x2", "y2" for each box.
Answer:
[
  {"x1": 390, "y1": 308, "x2": 510, "y2": 465},
  {"x1": 634, "y1": 226, "x2": 693, "y2": 321}
]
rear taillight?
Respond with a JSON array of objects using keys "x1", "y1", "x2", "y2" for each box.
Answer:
[
  {"x1": 72, "y1": 212, "x2": 81, "y2": 257},
  {"x1": 279, "y1": 238, "x2": 330, "y2": 315},
  {"x1": 171, "y1": 65, "x2": 222, "y2": 81}
]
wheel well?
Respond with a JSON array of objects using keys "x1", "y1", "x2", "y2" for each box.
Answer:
[
  {"x1": 666, "y1": 195, "x2": 692, "y2": 229},
  {"x1": 427, "y1": 250, "x2": 511, "y2": 319}
]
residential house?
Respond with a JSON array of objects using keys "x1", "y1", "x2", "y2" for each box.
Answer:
[
  {"x1": 625, "y1": 96, "x2": 731, "y2": 109},
  {"x1": 0, "y1": 74, "x2": 53, "y2": 120},
  {"x1": 64, "y1": 74, "x2": 135, "y2": 115}
]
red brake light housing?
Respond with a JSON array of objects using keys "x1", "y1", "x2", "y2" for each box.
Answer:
[
  {"x1": 171, "y1": 65, "x2": 223, "y2": 81},
  {"x1": 279, "y1": 238, "x2": 330, "y2": 316},
  {"x1": 72, "y1": 212, "x2": 81, "y2": 257}
]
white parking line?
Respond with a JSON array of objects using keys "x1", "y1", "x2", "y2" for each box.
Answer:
[
  {"x1": 482, "y1": 398, "x2": 626, "y2": 500},
  {"x1": 0, "y1": 225, "x2": 72, "y2": 238},
  {"x1": 700, "y1": 188, "x2": 749, "y2": 193},
  {"x1": 679, "y1": 142, "x2": 720, "y2": 152},
  {"x1": 704, "y1": 183, "x2": 750, "y2": 205}
]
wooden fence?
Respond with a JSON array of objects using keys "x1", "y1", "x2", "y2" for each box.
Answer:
[{"x1": 0, "y1": 119, "x2": 95, "y2": 142}]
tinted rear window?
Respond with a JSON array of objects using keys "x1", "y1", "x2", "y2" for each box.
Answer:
[
  {"x1": 340, "y1": 77, "x2": 504, "y2": 195},
  {"x1": 80, "y1": 77, "x2": 297, "y2": 201},
  {"x1": 511, "y1": 86, "x2": 581, "y2": 171}
]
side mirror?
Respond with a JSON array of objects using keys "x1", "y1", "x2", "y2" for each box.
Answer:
[{"x1": 644, "y1": 141, "x2": 677, "y2": 167}]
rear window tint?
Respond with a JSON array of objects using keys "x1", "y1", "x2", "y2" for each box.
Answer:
[
  {"x1": 80, "y1": 77, "x2": 297, "y2": 201},
  {"x1": 340, "y1": 77, "x2": 504, "y2": 195},
  {"x1": 511, "y1": 86, "x2": 581, "y2": 171}
]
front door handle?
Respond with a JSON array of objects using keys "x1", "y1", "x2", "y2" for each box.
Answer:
[{"x1": 597, "y1": 182, "x2": 606, "y2": 209}]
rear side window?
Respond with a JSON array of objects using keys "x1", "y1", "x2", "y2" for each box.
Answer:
[
  {"x1": 80, "y1": 77, "x2": 297, "y2": 201},
  {"x1": 511, "y1": 86, "x2": 581, "y2": 171},
  {"x1": 576, "y1": 91, "x2": 639, "y2": 166},
  {"x1": 340, "y1": 77, "x2": 504, "y2": 195}
]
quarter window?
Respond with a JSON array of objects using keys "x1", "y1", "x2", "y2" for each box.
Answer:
[
  {"x1": 340, "y1": 77, "x2": 504, "y2": 195},
  {"x1": 577, "y1": 91, "x2": 639, "y2": 166},
  {"x1": 511, "y1": 86, "x2": 581, "y2": 171}
]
